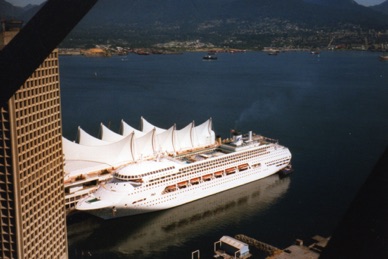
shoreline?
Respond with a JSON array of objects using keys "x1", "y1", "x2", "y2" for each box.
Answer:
[{"x1": 58, "y1": 47, "x2": 387, "y2": 57}]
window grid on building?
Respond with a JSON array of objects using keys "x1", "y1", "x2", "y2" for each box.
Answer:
[{"x1": 0, "y1": 49, "x2": 68, "y2": 259}]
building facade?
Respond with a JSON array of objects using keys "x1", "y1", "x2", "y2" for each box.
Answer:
[{"x1": 0, "y1": 21, "x2": 68, "y2": 258}]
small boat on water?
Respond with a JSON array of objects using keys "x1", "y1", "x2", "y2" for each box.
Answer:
[
  {"x1": 279, "y1": 164, "x2": 293, "y2": 177},
  {"x1": 267, "y1": 51, "x2": 278, "y2": 56},
  {"x1": 203, "y1": 52, "x2": 217, "y2": 60},
  {"x1": 379, "y1": 55, "x2": 388, "y2": 61}
]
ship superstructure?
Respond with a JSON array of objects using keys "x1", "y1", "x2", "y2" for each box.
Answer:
[{"x1": 71, "y1": 118, "x2": 291, "y2": 219}]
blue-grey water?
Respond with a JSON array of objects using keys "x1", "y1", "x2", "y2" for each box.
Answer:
[{"x1": 61, "y1": 51, "x2": 388, "y2": 259}]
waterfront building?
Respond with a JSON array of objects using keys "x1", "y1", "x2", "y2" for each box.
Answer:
[{"x1": 0, "y1": 20, "x2": 68, "y2": 258}]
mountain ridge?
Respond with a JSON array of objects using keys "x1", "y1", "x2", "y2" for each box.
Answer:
[
  {"x1": 371, "y1": 0, "x2": 388, "y2": 14},
  {"x1": 70, "y1": 0, "x2": 388, "y2": 26},
  {"x1": 3, "y1": 0, "x2": 388, "y2": 49}
]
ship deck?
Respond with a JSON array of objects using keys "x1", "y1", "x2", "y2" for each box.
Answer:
[
  {"x1": 173, "y1": 148, "x2": 225, "y2": 164},
  {"x1": 170, "y1": 134, "x2": 277, "y2": 164}
]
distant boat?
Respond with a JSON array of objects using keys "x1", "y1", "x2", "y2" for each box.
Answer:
[
  {"x1": 379, "y1": 55, "x2": 388, "y2": 61},
  {"x1": 136, "y1": 51, "x2": 150, "y2": 55},
  {"x1": 264, "y1": 48, "x2": 280, "y2": 55},
  {"x1": 267, "y1": 51, "x2": 279, "y2": 56},
  {"x1": 203, "y1": 53, "x2": 217, "y2": 60},
  {"x1": 279, "y1": 164, "x2": 293, "y2": 177}
]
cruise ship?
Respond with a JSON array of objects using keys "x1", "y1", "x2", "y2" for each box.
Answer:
[
  {"x1": 67, "y1": 174, "x2": 290, "y2": 256},
  {"x1": 73, "y1": 118, "x2": 291, "y2": 219}
]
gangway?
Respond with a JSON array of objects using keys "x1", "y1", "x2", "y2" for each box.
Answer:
[{"x1": 235, "y1": 234, "x2": 282, "y2": 256}]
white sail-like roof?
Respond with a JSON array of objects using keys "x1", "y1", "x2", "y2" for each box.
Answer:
[
  {"x1": 64, "y1": 118, "x2": 216, "y2": 176},
  {"x1": 133, "y1": 129, "x2": 156, "y2": 160},
  {"x1": 64, "y1": 160, "x2": 112, "y2": 178},
  {"x1": 101, "y1": 123, "x2": 125, "y2": 142},
  {"x1": 176, "y1": 122, "x2": 194, "y2": 152},
  {"x1": 140, "y1": 117, "x2": 166, "y2": 134},
  {"x1": 193, "y1": 118, "x2": 215, "y2": 147},
  {"x1": 121, "y1": 119, "x2": 146, "y2": 137},
  {"x1": 62, "y1": 134, "x2": 134, "y2": 166},
  {"x1": 78, "y1": 127, "x2": 110, "y2": 146},
  {"x1": 155, "y1": 125, "x2": 176, "y2": 154}
]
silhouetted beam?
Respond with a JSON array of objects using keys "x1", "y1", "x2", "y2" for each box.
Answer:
[
  {"x1": 0, "y1": 0, "x2": 98, "y2": 108},
  {"x1": 320, "y1": 146, "x2": 388, "y2": 259}
]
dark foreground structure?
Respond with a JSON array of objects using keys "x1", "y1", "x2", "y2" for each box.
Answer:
[
  {"x1": 320, "y1": 146, "x2": 388, "y2": 258},
  {"x1": 0, "y1": 1, "x2": 97, "y2": 258},
  {"x1": 0, "y1": 0, "x2": 97, "y2": 108}
]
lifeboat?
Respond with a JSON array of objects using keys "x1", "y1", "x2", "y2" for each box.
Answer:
[
  {"x1": 129, "y1": 178, "x2": 143, "y2": 186},
  {"x1": 202, "y1": 174, "x2": 212, "y2": 181},
  {"x1": 238, "y1": 163, "x2": 249, "y2": 171},
  {"x1": 165, "y1": 185, "x2": 177, "y2": 192},
  {"x1": 190, "y1": 178, "x2": 200, "y2": 185},
  {"x1": 225, "y1": 167, "x2": 236, "y2": 175},
  {"x1": 214, "y1": 171, "x2": 223, "y2": 178},
  {"x1": 178, "y1": 181, "x2": 188, "y2": 188}
]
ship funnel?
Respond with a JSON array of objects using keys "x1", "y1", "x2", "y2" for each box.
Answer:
[
  {"x1": 248, "y1": 131, "x2": 252, "y2": 141},
  {"x1": 233, "y1": 135, "x2": 243, "y2": 146}
]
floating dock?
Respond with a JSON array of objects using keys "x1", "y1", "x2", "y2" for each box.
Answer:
[
  {"x1": 192, "y1": 234, "x2": 330, "y2": 259},
  {"x1": 233, "y1": 234, "x2": 330, "y2": 259},
  {"x1": 267, "y1": 235, "x2": 330, "y2": 259}
]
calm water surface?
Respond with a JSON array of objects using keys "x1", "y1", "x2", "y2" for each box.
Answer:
[{"x1": 60, "y1": 51, "x2": 388, "y2": 258}]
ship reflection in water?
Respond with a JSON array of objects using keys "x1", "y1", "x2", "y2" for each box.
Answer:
[{"x1": 67, "y1": 173, "x2": 291, "y2": 258}]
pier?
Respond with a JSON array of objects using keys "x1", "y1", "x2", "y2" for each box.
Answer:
[
  {"x1": 234, "y1": 234, "x2": 330, "y2": 259},
  {"x1": 192, "y1": 234, "x2": 330, "y2": 258},
  {"x1": 234, "y1": 234, "x2": 282, "y2": 256}
]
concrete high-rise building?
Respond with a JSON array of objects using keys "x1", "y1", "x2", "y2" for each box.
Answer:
[{"x1": 0, "y1": 20, "x2": 68, "y2": 258}]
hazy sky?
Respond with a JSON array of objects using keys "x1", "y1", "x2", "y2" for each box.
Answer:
[
  {"x1": 355, "y1": 0, "x2": 386, "y2": 5},
  {"x1": 6, "y1": 0, "x2": 44, "y2": 7},
  {"x1": 5, "y1": 0, "x2": 387, "y2": 7}
]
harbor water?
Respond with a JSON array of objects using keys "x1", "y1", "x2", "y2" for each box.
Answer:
[{"x1": 61, "y1": 51, "x2": 388, "y2": 258}]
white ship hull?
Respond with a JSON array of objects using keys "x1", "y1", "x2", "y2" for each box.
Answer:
[
  {"x1": 77, "y1": 139, "x2": 291, "y2": 219},
  {"x1": 68, "y1": 174, "x2": 290, "y2": 257},
  {"x1": 103, "y1": 165, "x2": 283, "y2": 219}
]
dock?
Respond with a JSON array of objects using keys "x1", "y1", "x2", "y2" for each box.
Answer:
[
  {"x1": 214, "y1": 236, "x2": 252, "y2": 259},
  {"x1": 192, "y1": 234, "x2": 330, "y2": 259},
  {"x1": 234, "y1": 234, "x2": 329, "y2": 258},
  {"x1": 234, "y1": 234, "x2": 282, "y2": 256},
  {"x1": 266, "y1": 235, "x2": 330, "y2": 259}
]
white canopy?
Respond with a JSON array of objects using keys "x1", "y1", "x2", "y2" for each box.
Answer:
[
  {"x1": 133, "y1": 129, "x2": 156, "y2": 160},
  {"x1": 175, "y1": 122, "x2": 194, "y2": 152},
  {"x1": 121, "y1": 119, "x2": 146, "y2": 137},
  {"x1": 155, "y1": 125, "x2": 176, "y2": 154},
  {"x1": 78, "y1": 127, "x2": 110, "y2": 146},
  {"x1": 193, "y1": 118, "x2": 215, "y2": 147},
  {"x1": 101, "y1": 123, "x2": 125, "y2": 142},
  {"x1": 140, "y1": 116, "x2": 166, "y2": 134},
  {"x1": 63, "y1": 118, "x2": 215, "y2": 176},
  {"x1": 63, "y1": 134, "x2": 134, "y2": 166}
]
